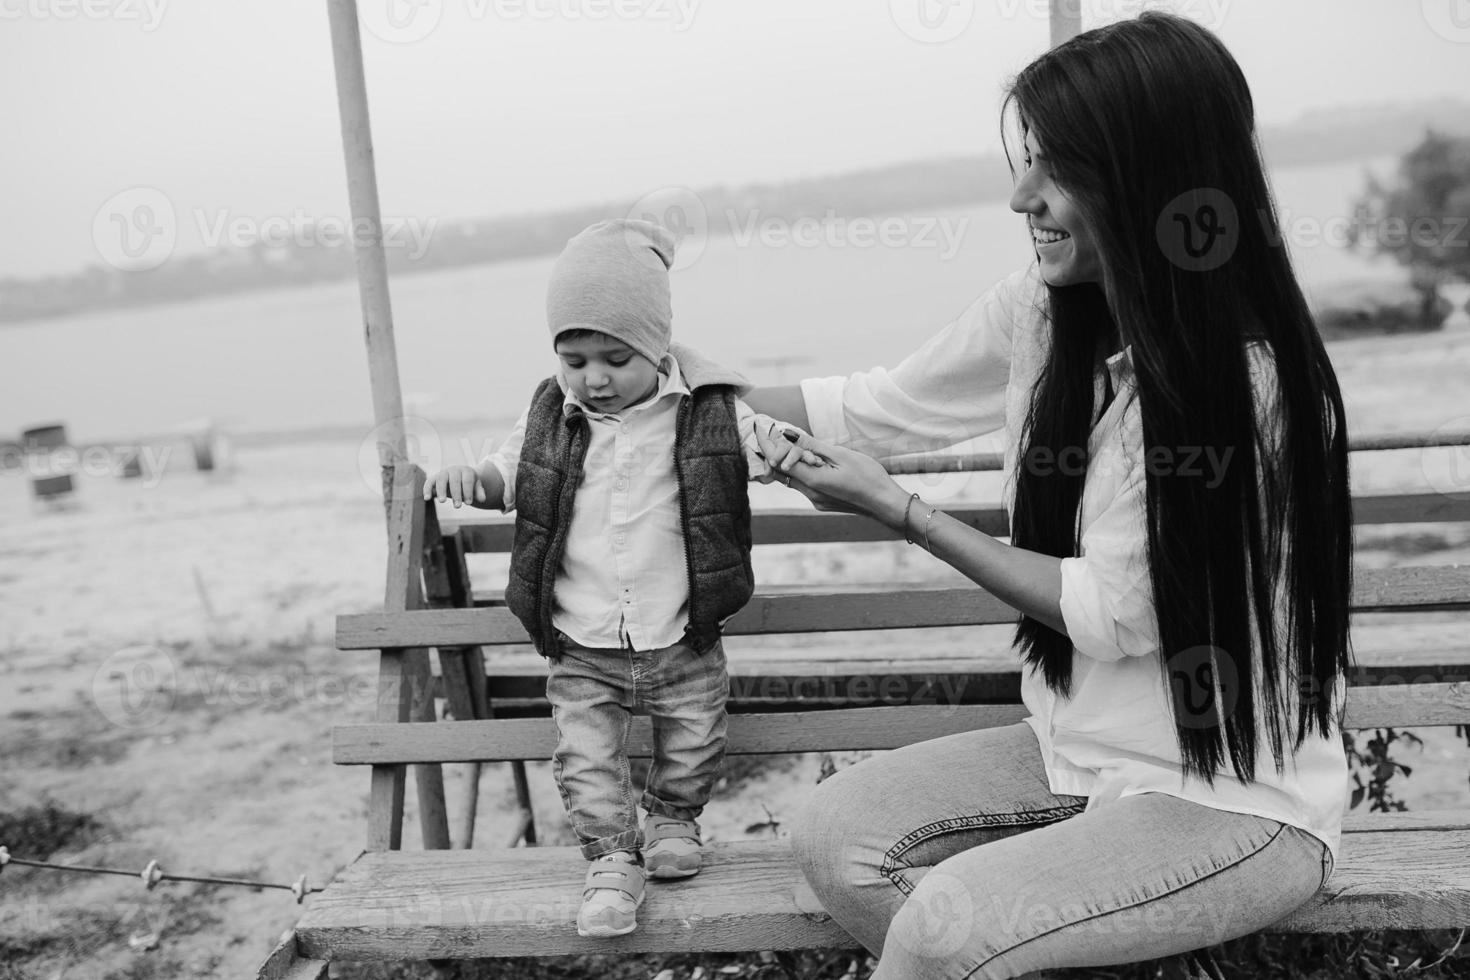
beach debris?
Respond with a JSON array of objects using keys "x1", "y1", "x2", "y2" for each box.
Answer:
[{"x1": 127, "y1": 930, "x2": 161, "y2": 951}]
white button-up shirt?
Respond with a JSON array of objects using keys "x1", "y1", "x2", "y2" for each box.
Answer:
[
  {"x1": 800, "y1": 264, "x2": 1348, "y2": 860},
  {"x1": 486, "y1": 353, "x2": 767, "y2": 652}
]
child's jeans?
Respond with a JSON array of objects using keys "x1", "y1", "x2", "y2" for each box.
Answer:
[
  {"x1": 793, "y1": 722, "x2": 1334, "y2": 979},
  {"x1": 545, "y1": 633, "x2": 729, "y2": 860}
]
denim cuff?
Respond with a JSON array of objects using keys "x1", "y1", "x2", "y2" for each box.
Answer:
[
  {"x1": 581, "y1": 827, "x2": 642, "y2": 861},
  {"x1": 641, "y1": 792, "x2": 703, "y2": 823}
]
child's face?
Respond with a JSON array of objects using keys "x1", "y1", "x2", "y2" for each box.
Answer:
[{"x1": 554, "y1": 333, "x2": 661, "y2": 415}]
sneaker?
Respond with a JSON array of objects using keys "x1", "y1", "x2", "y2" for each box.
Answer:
[
  {"x1": 643, "y1": 815, "x2": 702, "y2": 879},
  {"x1": 576, "y1": 852, "x2": 645, "y2": 938}
]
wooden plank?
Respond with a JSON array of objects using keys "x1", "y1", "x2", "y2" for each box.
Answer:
[
  {"x1": 443, "y1": 489, "x2": 1470, "y2": 553},
  {"x1": 1277, "y1": 827, "x2": 1470, "y2": 932},
  {"x1": 1339, "y1": 681, "x2": 1470, "y2": 728},
  {"x1": 294, "y1": 842, "x2": 851, "y2": 960},
  {"x1": 334, "y1": 684, "x2": 1470, "y2": 767},
  {"x1": 1342, "y1": 810, "x2": 1470, "y2": 833},
  {"x1": 368, "y1": 464, "x2": 448, "y2": 852},
  {"x1": 335, "y1": 704, "x2": 1031, "y2": 765},
  {"x1": 256, "y1": 931, "x2": 329, "y2": 980},
  {"x1": 338, "y1": 588, "x2": 1017, "y2": 649},
  {"x1": 336, "y1": 566, "x2": 1470, "y2": 650},
  {"x1": 293, "y1": 829, "x2": 1470, "y2": 959}
]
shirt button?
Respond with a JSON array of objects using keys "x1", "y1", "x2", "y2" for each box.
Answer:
[
  {"x1": 620, "y1": 423, "x2": 630, "y2": 433},
  {"x1": 615, "y1": 534, "x2": 626, "y2": 545},
  {"x1": 615, "y1": 480, "x2": 627, "y2": 491}
]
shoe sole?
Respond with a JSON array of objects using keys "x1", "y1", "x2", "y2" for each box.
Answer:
[{"x1": 645, "y1": 861, "x2": 701, "y2": 880}]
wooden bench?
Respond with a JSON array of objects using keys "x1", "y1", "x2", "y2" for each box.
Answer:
[{"x1": 262, "y1": 445, "x2": 1470, "y2": 975}]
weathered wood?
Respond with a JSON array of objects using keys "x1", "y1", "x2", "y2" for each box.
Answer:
[
  {"x1": 293, "y1": 824, "x2": 1470, "y2": 960},
  {"x1": 368, "y1": 465, "x2": 449, "y2": 852},
  {"x1": 337, "y1": 566, "x2": 1470, "y2": 650},
  {"x1": 334, "y1": 684, "x2": 1470, "y2": 767},
  {"x1": 443, "y1": 489, "x2": 1470, "y2": 553},
  {"x1": 256, "y1": 931, "x2": 329, "y2": 980},
  {"x1": 335, "y1": 705, "x2": 1032, "y2": 765},
  {"x1": 1341, "y1": 811, "x2": 1470, "y2": 833}
]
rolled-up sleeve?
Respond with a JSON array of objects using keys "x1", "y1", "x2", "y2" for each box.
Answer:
[
  {"x1": 481, "y1": 408, "x2": 528, "y2": 511},
  {"x1": 1057, "y1": 456, "x2": 1159, "y2": 662},
  {"x1": 799, "y1": 266, "x2": 1035, "y2": 457}
]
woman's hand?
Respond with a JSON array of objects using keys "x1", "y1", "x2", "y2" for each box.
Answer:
[
  {"x1": 753, "y1": 425, "x2": 911, "y2": 528},
  {"x1": 424, "y1": 464, "x2": 486, "y2": 508}
]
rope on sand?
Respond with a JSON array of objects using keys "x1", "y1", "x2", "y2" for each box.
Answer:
[{"x1": 0, "y1": 846, "x2": 321, "y2": 903}]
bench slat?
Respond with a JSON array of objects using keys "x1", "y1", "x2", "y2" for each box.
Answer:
[
  {"x1": 333, "y1": 684, "x2": 1470, "y2": 765},
  {"x1": 336, "y1": 566, "x2": 1470, "y2": 651},
  {"x1": 293, "y1": 824, "x2": 1470, "y2": 959},
  {"x1": 444, "y1": 490, "x2": 1470, "y2": 552}
]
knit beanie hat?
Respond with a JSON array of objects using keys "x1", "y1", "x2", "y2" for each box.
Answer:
[{"x1": 546, "y1": 219, "x2": 676, "y2": 365}]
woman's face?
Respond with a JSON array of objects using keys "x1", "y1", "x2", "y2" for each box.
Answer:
[{"x1": 1009, "y1": 129, "x2": 1103, "y2": 287}]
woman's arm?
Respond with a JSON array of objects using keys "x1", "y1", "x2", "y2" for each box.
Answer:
[{"x1": 755, "y1": 426, "x2": 1067, "y2": 633}]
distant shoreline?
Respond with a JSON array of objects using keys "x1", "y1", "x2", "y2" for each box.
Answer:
[{"x1": 4, "y1": 98, "x2": 1466, "y2": 327}]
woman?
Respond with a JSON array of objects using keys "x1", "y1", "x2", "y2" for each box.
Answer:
[{"x1": 746, "y1": 13, "x2": 1351, "y2": 979}]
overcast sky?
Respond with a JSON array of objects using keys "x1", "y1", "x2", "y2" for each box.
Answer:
[{"x1": 2, "y1": 0, "x2": 1467, "y2": 277}]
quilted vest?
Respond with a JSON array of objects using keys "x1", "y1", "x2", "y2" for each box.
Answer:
[{"x1": 503, "y1": 363, "x2": 755, "y2": 658}]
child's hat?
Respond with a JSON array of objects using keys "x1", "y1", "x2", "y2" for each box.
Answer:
[{"x1": 547, "y1": 219, "x2": 676, "y2": 365}]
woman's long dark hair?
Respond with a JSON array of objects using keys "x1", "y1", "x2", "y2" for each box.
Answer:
[{"x1": 1005, "y1": 13, "x2": 1352, "y2": 783}]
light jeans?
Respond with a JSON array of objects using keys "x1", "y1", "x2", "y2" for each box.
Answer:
[
  {"x1": 545, "y1": 634, "x2": 729, "y2": 860},
  {"x1": 792, "y1": 723, "x2": 1333, "y2": 979}
]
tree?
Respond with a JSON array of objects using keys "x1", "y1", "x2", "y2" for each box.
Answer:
[{"x1": 1353, "y1": 130, "x2": 1470, "y2": 324}]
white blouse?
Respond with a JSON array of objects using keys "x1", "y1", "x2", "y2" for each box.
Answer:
[{"x1": 800, "y1": 264, "x2": 1348, "y2": 860}]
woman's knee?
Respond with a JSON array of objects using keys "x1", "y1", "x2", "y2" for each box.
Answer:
[{"x1": 790, "y1": 760, "x2": 887, "y2": 878}]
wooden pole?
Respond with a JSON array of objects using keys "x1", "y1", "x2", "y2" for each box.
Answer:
[
  {"x1": 326, "y1": 0, "x2": 407, "y2": 469},
  {"x1": 327, "y1": 0, "x2": 449, "y2": 852},
  {"x1": 1049, "y1": 0, "x2": 1081, "y2": 47}
]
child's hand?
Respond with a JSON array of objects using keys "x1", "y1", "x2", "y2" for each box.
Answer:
[{"x1": 424, "y1": 464, "x2": 486, "y2": 508}]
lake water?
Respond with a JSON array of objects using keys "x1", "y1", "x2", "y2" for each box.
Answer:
[{"x1": 2, "y1": 159, "x2": 1403, "y2": 444}]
